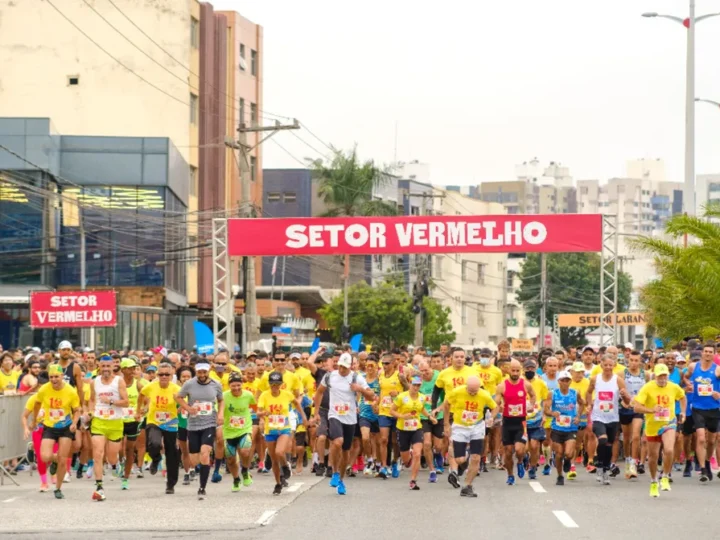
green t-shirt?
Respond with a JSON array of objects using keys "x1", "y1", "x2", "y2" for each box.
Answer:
[
  {"x1": 222, "y1": 389, "x2": 256, "y2": 438},
  {"x1": 420, "y1": 370, "x2": 443, "y2": 420},
  {"x1": 177, "y1": 405, "x2": 188, "y2": 430}
]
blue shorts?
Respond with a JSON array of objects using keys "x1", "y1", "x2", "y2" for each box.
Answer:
[
  {"x1": 265, "y1": 429, "x2": 291, "y2": 443},
  {"x1": 224, "y1": 433, "x2": 252, "y2": 456},
  {"x1": 527, "y1": 425, "x2": 546, "y2": 442},
  {"x1": 378, "y1": 416, "x2": 395, "y2": 429},
  {"x1": 359, "y1": 417, "x2": 380, "y2": 433}
]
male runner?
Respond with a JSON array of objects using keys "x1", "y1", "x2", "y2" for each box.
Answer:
[
  {"x1": 620, "y1": 350, "x2": 649, "y2": 479},
  {"x1": 175, "y1": 361, "x2": 224, "y2": 499},
  {"x1": 473, "y1": 348, "x2": 503, "y2": 473},
  {"x1": 418, "y1": 360, "x2": 443, "y2": 481},
  {"x1": 523, "y1": 359, "x2": 548, "y2": 480},
  {"x1": 120, "y1": 357, "x2": 145, "y2": 490},
  {"x1": 222, "y1": 372, "x2": 255, "y2": 492},
  {"x1": 495, "y1": 359, "x2": 536, "y2": 485},
  {"x1": 377, "y1": 351, "x2": 408, "y2": 479},
  {"x1": 544, "y1": 370, "x2": 584, "y2": 485},
  {"x1": 633, "y1": 363, "x2": 687, "y2": 497},
  {"x1": 87, "y1": 355, "x2": 129, "y2": 501},
  {"x1": 539, "y1": 356, "x2": 559, "y2": 475},
  {"x1": 358, "y1": 354, "x2": 381, "y2": 476},
  {"x1": 569, "y1": 362, "x2": 590, "y2": 478}
]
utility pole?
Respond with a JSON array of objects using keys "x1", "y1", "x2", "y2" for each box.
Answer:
[
  {"x1": 280, "y1": 256, "x2": 287, "y2": 301},
  {"x1": 225, "y1": 119, "x2": 299, "y2": 352},
  {"x1": 342, "y1": 253, "x2": 350, "y2": 343},
  {"x1": 539, "y1": 253, "x2": 547, "y2": 350},
  {"x1": 80, "y1": 208, "x2": 87, "y2": 349}
]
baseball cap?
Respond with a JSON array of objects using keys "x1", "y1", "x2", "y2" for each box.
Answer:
[
  {"x1": 654, "y1": 364, "x2": 670, "y2": 377},
  {"x1": 24, "y1": 353, "x2": 36, "y2": 364},
  {"x1": 269, "y1": 371, "x2": 283, "y2": 385},
  {"x1": 338, "y1": 353, "x2": 352, "y2": 369},
  {"x1": 479, "y1": 348, "x2": 492, "y2": 356},
  {"x1": 582, "y1": 345, "x2": 595, "y2": 353},
  {"x1": 145, "y1": 364, "x2": 158, "y2": 372},
  {"x1": 289, "y1": 352, "x2": 301, "y2": 360},
  {"x1": 48, "y1": 364, "x2": 64, "y2": 376},
  {"x1": 558, "y1": 370, "x2": 571, "y2": 380},
  {"x1": 411, "y1": 375, "x2": 422, "y2": 385},
  {"x1": 523, "y1": 359, "x2": 537, "y2": 369},
  {"x1": 571, "y1": 361, "x2": 585, "y2": 372},
  {"x1": 58, "y1": 340, "x2": 72, "y2": 350},
  {"x1": 120, "y1": 358, "x2": 137, "y2": 369},
  {"x1": 195, "y1": 362, "x2": 211, "y2": 371},
  {"x1": 152, "y1": 346, "x2": 168, "y2": 357},
  {"x1": 624, "y1": 342, "x2": 633, "y2": 349}
]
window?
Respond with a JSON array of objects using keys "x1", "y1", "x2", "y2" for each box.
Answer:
[
  {"x1": 67, "y1": 75, "x2": 80, "y2": 86},
  {"x1": 461, "y1": 302, "x2": 468, "y2": 325},
  {"x1": 240, "y1": 43, "x2": 245, "y2": 59},
  {"x1": 250, "y1": 103, "x2": 257, "y2": 126},
  {"x1": 189, "y1": 166, "x2": 197, "y2": 196},
  {"x1": 497, "y1": 261, "x2": 503, "y2": 272},
  {"x1": 251, "y1": 49, "x2": 258, "y2": 76},
  {"x1": 477, "y1": 263, "x2": 485, "y2": 285},
  {"x1": 239, "y1": 98, "x2": 245, "y2": 127},
  {"x1": 250, "y1": 156, "x2": 257, "y2": 182},
  {"x1": 284, "y1": 192, "x2": 297, "y2": 203},
  {"x1": 267, "y1": 192, "x2": 281, "y2": 203},
  {"x1": 461, "y1": 260, "x2": 468, "y2": 282},
  {"x1": 239, "y1": 44, "x2": 246, "y2": 71},
  {"x1": 190, "y1": 93, "x2": 198, "y2": 124},
  {"x1": 497, "y1": 300, "x2": 503, "y2": 311},
  {"x1": 190, "y1": 17, "x2": 199, "y2": 48},
  {"x1": 435, "y1": 257, "x2": 443, "y2": 280},
  {"x1": 476, "y1": 305, "x2": 485, "y2": 326},
  {"x1": 506, "y1": 270, "x2": 514, "y2": 288}
]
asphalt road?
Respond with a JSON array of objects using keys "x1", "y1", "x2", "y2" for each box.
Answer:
[{"x1": 3, "y1": 463, "x2": 720, "y2": 539}]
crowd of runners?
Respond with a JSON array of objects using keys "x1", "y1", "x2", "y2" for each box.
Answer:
[{"x1": 3, "y1": 337, "x2": 720, "y2": 500}]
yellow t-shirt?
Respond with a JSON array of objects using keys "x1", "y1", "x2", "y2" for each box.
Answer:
[
  {"x1": 526, "y1": 376, "x2": 549, "y2": 425},
  {"x1": 0, "y1": 369, "x2": 20, "y2": 394},
  {"x1": 634, "y1": 381, "x2": 685, "y2": 437},
  {"x1": 242, "y1": 379, "x2": 259, "y2": 416},
  {"x1": 378, "y1": 371, "x2": 404, "y2": 417},
  {"x1": 294, "y1": 366, "x2": 316, "y2": 397},
  {"x1": 36, "y1": 382, "x2": 79, "y2": 428},
  {"x1": 141, "y1": 381, "x2": 181, "y2": 430},
  {"x1": 209, "y1": 371, "x2": 231, "y2": 392},
  {"x1": 393, "y1": 391, "x2": 425, "y2": 431},
  {"x1": 447, "y1": 385, "x2": 497, "y2": 427},
  {"x1": 570, "y1": 377, "x2": 590, "y2": 421},
  {"x1": 437, "y1": 366, "x2": 480, "y2": 413},
  {"x1": 257, "y1": 371, "x2": 302, "y2": 396},
  {"x1": 590, "y1": 364, "x2": 625, "y2": 378},
  {"x1": 257, "y1": 389, "x2": 296, "y2": 434},
  {"x1": 473, "y1": 364, "x2": 503, "y2": 396},
  {"x1": 25, "y1": 393, "x2": 44, "y2": 424},
  {"x1": 82, "y1": 382, "x2": 91, "y2": 404}
]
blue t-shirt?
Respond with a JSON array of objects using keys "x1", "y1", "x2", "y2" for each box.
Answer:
[{"x1": 550, "y1": 388, "x2": 578, "y2": 433}]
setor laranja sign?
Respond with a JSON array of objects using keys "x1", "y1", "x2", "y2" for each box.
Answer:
[
  {"x1": 228, "y1": 215, "x2": 603, "y2": 256},
  {"x1": 30, "y1": 290, "x2": 118, "y2": 328}
]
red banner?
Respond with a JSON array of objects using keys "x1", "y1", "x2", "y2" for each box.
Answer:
[
  {"x1": 30, "y1": 290, "x2": 118, "y2": 328},
  {"x1": 227, "y1": 214, "x2": 603, "y2": 256}
]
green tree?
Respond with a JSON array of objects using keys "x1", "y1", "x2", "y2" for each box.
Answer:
[
  {"x1": 309, "y1": 146, "x2": 398, "y2": 217},
  {"x1": 318, "y1": 280, "x2": 455, "y2": 349},
  {"x1": 631, "y1": 205, "x2": 720, "y2": 342},
  {"x1": 515, "y1": 253, "x2": 632, "y2": 347}
]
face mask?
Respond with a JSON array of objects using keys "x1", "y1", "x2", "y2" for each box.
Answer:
[
  {"x1": 524, "y1": 371, "x2": 535, "y2": 380},
  {"x1": 480, "y1": 358, "x2": 490, "y2": 367},
  {"x1": 618, "y1": 354, "x2": 625, "y2": 360}
]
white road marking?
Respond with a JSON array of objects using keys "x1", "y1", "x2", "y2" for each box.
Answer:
[
  {"x1": 257, "y1": 510, "x2": 277, "y2": 526},
  {"x1": 3, "y1": 498, "x2": 17, "y2": 503},
  {"x1": 528, "y1": 481, "x2": 546, "y2": 493},
  {"x1": 286, "y1": 482, "x2": 303, "y2": 493},
  {"x1": 553, "y1": 510, "x2": 579, "y2": 528}
]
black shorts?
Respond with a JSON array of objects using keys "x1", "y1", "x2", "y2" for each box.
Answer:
[
  {"x1": 178, "y1": 427, "x2": 188, "y2": 442},
  {"x1": 252, "y1": 417, "x2": 259, "y2": 427},
  {"x1": 41, "y1": 425, "x2": 75, "y2": 442},
  {"x1": 398, "y1": 430, "x2": 423, "y2": 452},
  {"x1": 295, "y1": 432, "x2": 307, "y2": 447},
  {"x1": 123, "y1": 421, "x2": 141, "y2": 441},
  {"x1": 619, "y1": 413, "x2": 643, "y2": 425},
  {"x1": 328, "y1": 418, "x2": 355, "y2": 451},
  {"x1": 592, "y1": 421, "x2": 619, "y2": 444},
  {"x1": 452, "y1": 438, "x2": 484, "y2": 457},
  {"x1": 501, "y1": 417, "x2": 526, "y2": 446},
  {"x1": 188, "y1": 426, "x2": 216, "y2": 454},
  {"x1": 421, "y1": 419, "x2": 444, "y2": 439},
  {"x1": 316, "y1": 408, "x2": 330, "y2": 438},
  {"x1": 550, "y1": 430, "x2": 577, "y2": 445},
  {"x1": 682, "y1": 415, "x2": 696, "y2": 436},
  {"x1": 692, "y1": 408, "x2": 720, "y2": 433},
  {"x1": 359, "y1": 417, "x2": 380, "y2": 434}
]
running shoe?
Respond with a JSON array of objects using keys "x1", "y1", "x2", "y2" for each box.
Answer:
[
  {"x1": 596, "y1": 469, "x2": 603, "y2": 483},
  {"x1": 232, "y1": 478, "x2": 241, "y2": 493},
  {"x1": 92, "y1": 489, "x2": 106, "y2": 502},
  {"x1": 150, "y1": 458, "x2": 160, "y2": 476},
  {"x1": 183, "y1": 474, "x2": 191, "y2": 485},
  {"x1": 460, "y1": 485, "x2": 477, "y2": 498},
  {"x1": 556, "y1": 475, "x2": 564, "y2": 486},
  {"x1": 54, "y1": 489, "x2": 64, "y2": 499},
  {"x1": 211, "y1": 471, "x2": 223, "y2": 483},
  {"x1": 329, "y1": 472, "x2": 340, "y2": 488},
  {"x1": 517, "y1": 461, "x2": 526, "y2": 479},
  {"x1": 586, "y1": 464, "x2": 597, "y2": 474},
  {"x1": 480, "y1": 461, "x2": 489, "y2": 473},
  {"x1": 637, "y1": 463, "x2": 645, "y2": 475},
  {"x1": 567, "y1": 466, "x2": 577, "y2": 480},
  {"x1": 337, "y1": 480, "x2": 346, "y2": 495},
  {"x1": 602, "y1": 471, "x2": 611, "y2": 485},
  {"x1": 624, "y1": 461, "x2": 631, "y2": 479},
  {"x1": 165, "y1": 487, "x2": 174, "y2": 495},
  {"x1": 391, "y1": 462, "x2": 399, "y2": 478},
  {"x1": 363, "y1": 463, "x2": 374, "y2": 476},
  {"x1": 314, "y1": 464, "x2": 325, "y2": 477},
  {"x1": 39, "y1": 483, "x2": 49, "y2": 492},
  {"x1": 198, "y1": 488, "x2": 207, "y2": 500},
  {"x1": 76, "y1": 467, "x2": 83, "y2": 480},
  {"x1": 683, "y1": 461, "x2": 692, "y2": 478},
  {"x1": 324, "y1": 466, "x2": 333, "y2": 478},
  {"x1": 409, "y1": 480, "x2": 420, "y2": 490},
  {"x1": 707, "y1": 465, "x2": 714, "y2": 482},
  {"x1": 542, "y1": 464, "x2": 551, "y2": 476},
  {"x1": 506, "y1": 475, "x2": 515, "y2": 486},
  {"x1": 121, "y1": 478, "x2": 129, "y2": 490},
  {"x1": 628, "y1": 462, "x2": 638, "y2": 479},
  {"x1": 649, "y1": 481, "x2": 659, "y2": 498},
  {"x1": 378, "y1": 467, "x2": 388, "y2": 479},
  {"x1": 610, "y1": 464, "x2": 621, "y2": 478},
  {"x1": 273, "y1": 484, "x2": 282, "y2": 495},
  {"x1": 660, "y1": 477, "x2": 671, "y2": 491},
  {"x1": 242, "y1": 472, "x2": 253, "y2": 487},
  {"x1": 428, "y1": 471, "x2": 437, "y2": 483},
  {"x1": 563, "y1": 458, "x2": 571, "y2": 474},
  {"x1": 448, "y1": 471, "x2": 460, "y2": 489},
  {"x1": 528, "y1": 466, "x2": 537, "y2": 480}
]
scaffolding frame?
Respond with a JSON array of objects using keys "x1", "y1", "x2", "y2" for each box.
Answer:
[
  {"x1": 212, "y1": 218, "x2": 234, "y2": 352},
  {"x1": 599, "y1": 215, "x2": 619, "y2": 347}
]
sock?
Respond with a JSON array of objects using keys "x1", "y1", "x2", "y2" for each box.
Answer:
[
  {"x1": 95, "y1": 479, "x2": 103, "y2": 490},
  {"x1": 234, "y1": 476, "x2": 240, "y2": 483},
  {"x1": 626, "y1": 456, "x2": 633, "y2": 464},
  {"x1": 241, "y1": 467, "x2": 248, "y2": 475},
  {"x1": 214, "y1": 459, "x2": 223, "y2": 474},
  {"x1": 199, "y1": 464, "x2": 210, "y2": 489},
  {"x1": 312, "y1": 452, "x2": 319, "y2": 465},
  {"x1": 40, "y1": 473, "x2": 47, "y2": 483}
]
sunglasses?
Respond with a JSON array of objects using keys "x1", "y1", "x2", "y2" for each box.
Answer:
[
  {"x1": 215, "y1": 363, "x2": 228, "y2": 366},
  {"x1": 158, "y1": 373, "x2": 171, "y2": 377},
  {"x1": 382, "y1": 362, "x2": 392, "y2": 365}
]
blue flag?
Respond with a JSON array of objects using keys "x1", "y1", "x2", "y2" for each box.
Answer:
[
  {"x1": 349, "y1": 334, "x2": 363, "y2": 353},
  {"x1": 193, "y1": 321, "x2": 215, "y2": 354},
  {"x1": 310, "y1": 337, "x2": 321, "y2": 353}
]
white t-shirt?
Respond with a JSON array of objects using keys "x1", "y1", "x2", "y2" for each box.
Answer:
[{"x1": 322, "y1": 371, "x2": 368, "y2": 425}]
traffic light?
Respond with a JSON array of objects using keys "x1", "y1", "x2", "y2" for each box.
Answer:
[{"x1": 412, "y1": 277, "x2": 429, "y2": 314}]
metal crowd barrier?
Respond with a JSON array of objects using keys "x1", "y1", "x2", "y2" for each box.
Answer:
[{"x1": 0, "y1": 394, "x2": 31, "y2": 486}]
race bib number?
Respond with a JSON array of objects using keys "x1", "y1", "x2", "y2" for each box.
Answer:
[
  {"x1": 196, "y1": 402, "x2": 213, "y2": 416},
  {"x1": 95, "y1": 407, "x2": 116, "y2": 420},
  {"x1": 180, "y1": 410, "x2": 188, "y2": 419},
  {"x1": 229, "y1": 416, "x2": 247, "y2": 429},
  {"x1": 557, "y1": 415, "x2": 572, "y2": 428},
  {"x1": 155, "y1": 411, "x2": 171, "y2": 424},
  {"x1": 508, "y1": 404, "x2": 523, "y2": 417},
  {"x1": 403, "y1": 418, "x2": 419, "y2": 430},
  {"x1": 698, "y1": 384, "x2": 713, "y2": 397},
  {"x1": 122, "y1": 407, "x2": 135, "y2": 420},
  {"x1": 598, "y1": 391, "x2": 614, "y2": 413},
  {"x1": 381, "y1": 396, "x2": 393, "y2": 408},
  {"x1": 461, "y1": 410, "x2": 479, "y2": 425},
  {"x1": 654, "y1": 408, "x2": 670, "y2": 422},
  {"x1": 49, "y1": 409, "x2": 65, "y2": 422},
  {"x1": 334, "y1": 403, "x2": 351, "y2": 416},
  {"x1": 268, "y1": 414, "x2": 287, "y2": 430}
]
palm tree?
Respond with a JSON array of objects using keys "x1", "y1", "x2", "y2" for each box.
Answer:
[{"x1": 631, "y1": 204, "x2": 720, "y2": 341}]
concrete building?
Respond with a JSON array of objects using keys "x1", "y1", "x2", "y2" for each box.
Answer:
[
  {"x1": 393, "y1": 160, "x2": 431, "y2": 184},
  {"x1": 696, "y1": 173, "x2": 720, "y2": 217},
  {"x1": 431, "y1": 190, "x2": 506, "y2": 348},
  {"x1": 626, "y1": 158, "x2": 667, "y2": 183}
]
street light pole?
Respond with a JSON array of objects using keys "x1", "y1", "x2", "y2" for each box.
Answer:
[
  {"x1": 696, "y1": 98, "x2": 720, "y2": 109},
  {"x1": 642, "y1": 2, "x2": 720, "y2": 217}
]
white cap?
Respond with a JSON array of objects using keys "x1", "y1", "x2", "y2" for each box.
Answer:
[
  {"x1": 289, "y1": 352, "x2": 301, "y2": 360},
  {"x1": 24, "y1": 353, "x2": 36, "y2": 364},
  {"x1": 338, "y1": 352, "x2": 352, "y2": 369},
  {"x1": 58, "y1": 340, "x2": 72, "y2": 350},
  {"x1": 558, "y1": 370, "x2": 571, "y2": 380},
  {"x1": 31, "y1": 347, "x2": 41, "y2": 354},
  {"x1": 624, "y1": 342, "x2": 633, "y2": 349},
  {"x1": 195, "y1": 362, "x2": 211, "y2": 371}
]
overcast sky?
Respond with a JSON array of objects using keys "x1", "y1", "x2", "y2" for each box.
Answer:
[{"x1": 212, "y1": 0, "x2": 720, "y2": 186}]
